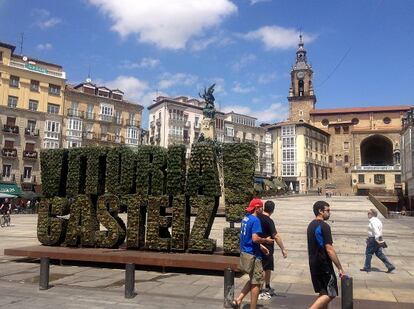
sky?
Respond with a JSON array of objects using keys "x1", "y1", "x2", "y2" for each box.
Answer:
[{"x1": 1, "y1": 0, "x2": 414, "y2": 128}]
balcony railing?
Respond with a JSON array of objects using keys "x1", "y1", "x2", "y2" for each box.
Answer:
[
  {"x1": 127, "y1": 119, "x2": 138, "y2": 127},
  {"x1": 25, "y1": 128, "x2": 40, "y2": 137},
  {"x1": 224, "y1": 136, "x2": 241, "y2": 143},
  {"x1": 23, "y1": 150, "x2": 38, "y2": 160},
  {"x1": 82, "y1": 132, "x2": 96, "y2": 140},
  {"x1": 1, "y1": 148, "x2": 17, "y2": 158},
  {"x1": 85, "y1": 112, "x2": 96, "y2": 120},
  {"x1": 21, "y1": 175, "x2": 37, "y2": 183},
  {"x1": 352, "y1": 165, "x2": 401, "y2": 172},
  {"x1": 3, "y1": 124, "x2": 19, "y2": 134},
  {"x1": 67, "y1": 108, "x2": 84, "y2": 118},
  {"x1": 0, "y1": 174, "x2": 15, "y2": 183},
  {"x1": 99, "y1": 114, "x2": 114, "y2": 122}
]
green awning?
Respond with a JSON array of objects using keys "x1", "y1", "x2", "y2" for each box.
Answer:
[{"x1": 0, "y1": 183, "x2": 22, "y2": 196}]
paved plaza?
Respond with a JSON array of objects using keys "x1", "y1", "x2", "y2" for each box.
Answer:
[{"x1": 1, "y1": 195, "x2": 414, "y2": 308}]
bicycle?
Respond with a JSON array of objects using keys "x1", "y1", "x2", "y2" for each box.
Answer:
[{"x1": 0, "y1": 211, "x2": 11, "y2": 227}]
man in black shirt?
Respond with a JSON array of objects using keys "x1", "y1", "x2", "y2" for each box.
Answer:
[
  {"x1": 258, "y1": 200, "x2": 287, "y2": 299},
  {"x1": 307, "y1": 201, "x2": 345, "y2": 309}
]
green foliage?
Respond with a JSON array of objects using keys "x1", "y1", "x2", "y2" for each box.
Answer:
[
  {"x1": 223, "y1": 227, "x2": 240, "y2": 255},
  {"x1": 37, "y1": 197, "x2": 69, "y2": 246},
  {"x1": 63, "y1": 195, "x2": 98, "y2": 247},
  {"x1": 66, "y1": 148, "x2": 88, "y2": 196},
  {"x1": 136, "y1": 146, "x2": 167, "y2": 196},
  {"x1": 40, "y1": 149, "x2": 67, "y2": 197},
  {"x1": 146, "y1": 195, "x2": 171, "y2": 251},
  {"x1": 223, "y1": 143, "x2": 256, "y2": 222},
  {"x1": 95, "y1": 194, "x2": 126, "y2": 248},
  {"x1": 171, "y1": 195, "x2": 190, "y2": 251},
  {"x1": 188, "y1": 196, "x2": 218, "y2": 253},
  {"x1": 121, "y1": 194, "x2": 146, "y2": 249},
  {"x1": 186, "y1": 142, "x2": 220, "y2": 197},
  {"x1": 120, "y1": 147, "x2": 137, "y2": 195},
  {"x1": 85, "y1": 147, "x2": 108, "y2": 195},
  {"x1": 167, "y1": 145, "x2": 187, "y2": 196}
]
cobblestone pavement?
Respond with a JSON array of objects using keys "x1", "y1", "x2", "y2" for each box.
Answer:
[{"x1": 1, "y1": 195, "x2": 413, "y2": 308}]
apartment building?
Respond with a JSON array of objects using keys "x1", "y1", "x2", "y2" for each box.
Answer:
[
  {"x1": 147, "y1": 96, "x2": 272, "y2": 177},
  {"x1": 64, "y1": 82, "x2": 143, "y2": 148},
  {"x1": 0, "y1": 41, "x2": 66, "y2": 194}
]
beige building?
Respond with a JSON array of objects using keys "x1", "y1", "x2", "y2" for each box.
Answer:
[
  {"x1": 272, "y1": 35, "x2": 409, "y2": 195},
  {"x1": 64, "y1": 82, "x2": 144, "y2": 148},
  {"x1": 0, "y1": 41, "x2": 66, "y2": 195},
  {"x1": 148, "y1": 96, "x2": 272, "y2": 177}
]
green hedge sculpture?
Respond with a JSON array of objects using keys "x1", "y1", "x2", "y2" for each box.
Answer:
[{"x1": 37, "y1": 197, "x2": 69, "y2": 246}]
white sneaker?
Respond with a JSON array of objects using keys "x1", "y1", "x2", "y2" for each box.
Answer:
[{"x1": 258, "y1": 292, "x2": 271, "y2": 300}]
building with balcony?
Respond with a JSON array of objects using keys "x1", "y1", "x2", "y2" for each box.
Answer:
[
  {"x1": 0, "y1": 41, "x2": 66, "y2": 195},
  {"x1": 147, "y1": 96, "x2": 272, "y2": 177},
  {"x1": 270, "y1": 35, "x2": 409, "y2": 195},
  {"x1": 63, "y1": 82, "x2": 144, "y2": 148}
]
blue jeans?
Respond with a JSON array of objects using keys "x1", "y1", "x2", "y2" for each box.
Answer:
[{"x1": 364, "y1": 237, "x2": 394, "y2": 270}]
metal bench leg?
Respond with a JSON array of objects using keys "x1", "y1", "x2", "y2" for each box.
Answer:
[
  {"x1": 39, "y1": 257, "x2": 50, "y2": 290},
  {"x1": 224, "y1": 267, "x2": 234, "y2": 308},
  {"x1": 125, "y1": 263, "x2": 136, "y2": 298},
  {"x1": 341, "y1": 276, "x2": 353, "y2": 309}
]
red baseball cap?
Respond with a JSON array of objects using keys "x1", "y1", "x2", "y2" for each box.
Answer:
[{"x1": 246, "y1": 198, "x2": 263, "y2": 213}]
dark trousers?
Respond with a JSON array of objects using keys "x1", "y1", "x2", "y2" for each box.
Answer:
[{"x1": 363, "y1": 237, "x2": 394, "y2": 270}]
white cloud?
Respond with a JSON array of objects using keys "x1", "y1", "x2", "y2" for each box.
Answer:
[
  {"x1": 32, "y1": 9, "x2": 61, "y2": 29},
  {"x1": 244, "y1": 26, "x2": 316, "y2": 50},
  {"x1": 257, "y1": 72, "x2": 277, "y2": 84},
  {"x1": 105, "y1": 75, "x2": 149, "y2": 104},
  {"x1": 190, "y1": 32, "x2": 234, "y2": 51},
  {"x1": 232, "y1": 82, "x2": 255, "y2": 94},
  {"x1": 121, "y1": 57, "x2": 160, "y2": 69},
  {"x1": 222, "y1": 102, "x2": 287, "y2": 123},
  {"x1": 88, "y1": 0, "x2": 237, "y2": 50},
  {"x1": 231, "y1": 53, "x2": 256, "y2": 71},
  {"x1": 249, "y1": 0, "x2": 271, "y2": 5},
  {"x1": 158, "y1": 73, "x2": 198, "y2": 90},
  {"x1": 208, "y1": 77, "x2": 227, "y2": 95},
  {"x1": 36, "y1": 43, "x2": 53, "y2": 51}
]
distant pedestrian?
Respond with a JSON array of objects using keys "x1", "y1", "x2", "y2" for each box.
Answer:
[
  {"x1": 360, "y1": 209, "x2": 395, "y2": 273},
  {"x1": 258, "y1": 200, "x2": 287, "y2": 300},
  {"x1": 307, "y1": 201, "x2": 345, "y2": 309},
  {"x1": 232, "y1": 198, "x2": 274, "y2": 309}
]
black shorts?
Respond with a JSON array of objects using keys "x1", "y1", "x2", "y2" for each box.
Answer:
[
  {"x1": 262, "y1": 246, "x2": 274, "y2": 271},
  {"x1": 311, "y1": 272, "x2": 338, "y2": 297}
]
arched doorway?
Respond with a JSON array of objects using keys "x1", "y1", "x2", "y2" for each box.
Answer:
[{"x1": 360, "y1": 135, "x2": 393, "y2": 165}]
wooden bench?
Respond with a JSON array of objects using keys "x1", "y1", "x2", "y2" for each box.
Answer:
[{"x1": 4, "y1": 246, "x2": 239, "y2": 306}]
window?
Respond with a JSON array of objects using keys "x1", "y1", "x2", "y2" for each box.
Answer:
[
  {"x1": 86, "y1": 104, "x2": 94, "y2": 119},
  {"x1": 343, "y1": 126, "x2": 349, "y2": 134},
  {"x1": 395, "y1": 175, "x2": 401, "y2": 184},
  {"x1": 352, "y1": 118, "x2": 359, "y2": 125},
  {"x1": 344, "y1": 155, "x2": 349, "y2": 163},
  {"x1": 27, "y1": 120, "x2": 36, "y2": 132},
  {"x1": 358, "y1": 174, "x2": 365, "y2": 183},
  {"x1": 30, "y1": 80, "x2": 39, "y2": 92},
  {"x1": 343, "y1": 142, "x2": 350, "y2": 150},
  {"x1": 334, "y1": 126, "x2": 340, "y2": 134},
  {"x1": 281, "y1": 125, "x2": 295, "y2": 136},
  {"x1": 126, "y1": 127, "x2": 139, "y2": 145},
  {"x1": 23, "y1": 166, "x2": 32, "y2": 180},
  {"x1": 100, "y1": 104, "x2": 113, "y2": 116},
  {"x1": 67, "y1": 118, "x2": 82, "y2": 137},
  {"x1": 226, "y1": 127, "x2": 234, "y2": 137},
  {"x1": 344, "y1": 167, "x2": 349, "y2": 173},
  {"x1": 0, "y1": 51, "x2": 2, "y2": 63},
  {"x1": 321, "y1": 119, "x2": 329, "y2": 126},
  {"x1": 44, "y1": 120, "x2": 60, "y2": 140},
  {"x1": 282, "y1": 163, "x2": 296, "y2": 176},
  {"x1": 115, "y1": 111, "x2": 122, "y2": 124},
  {"x1": 48, "y1": 84, "x2": 61, "y2": 95},
  {"x1": 9, "y1": 75, "x2": 19, "y2": 87},
  {"x1": 329, "y1": 155, "x2": 333, "y2": 163},
  {"x1": 47, "y1": 103, "x2": 60, "y2": 114},
  {"x1": 5, "y1": 140, "x2": 14, "y2": 148},
  {"x1": 25, "y1": 142, "x2": 35, "y2": 151},
  {"x1": 383, "y1": 117, "x2": 391, "y2": 124},
  {"x1": 28, "y1": 100, "x2": 38, "y2": 111},
  {"x1": 374, "y1": 174, "x2": 385, "y2": 185},
  {"x1": 2, "y1": 164, "x2": 11, "y2": 177},
  {"x1": 282, "y1": 149, "x2": 295, "y2": 162},
  {"x1": 8, "y1": 96, "x2": 18, "y2": 108}
]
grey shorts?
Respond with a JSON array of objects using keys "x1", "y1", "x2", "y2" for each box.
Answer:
[{"x1": 240, "y1": 252, "x2": 264, "y2": 285}]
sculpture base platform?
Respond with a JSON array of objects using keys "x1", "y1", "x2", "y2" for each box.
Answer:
[{"x1": 4, "y1": 245, "x2": 239, "y2": 271}]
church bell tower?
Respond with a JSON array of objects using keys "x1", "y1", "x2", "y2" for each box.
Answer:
[{"x1": 287, "y1": 35, "x2": 316, "y2": 122}]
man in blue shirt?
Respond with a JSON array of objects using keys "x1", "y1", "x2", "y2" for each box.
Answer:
[{"x1": 233, "y1": 198, "x2": 274, "y2": 309}]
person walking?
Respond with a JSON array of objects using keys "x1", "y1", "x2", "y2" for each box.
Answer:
[
  {"x1": 258, "y1": 200, "x2": 287, "y2": 300},
  {"x1": 307, "y1": 201, "x2": 345, "y2": 309},
  {"x1": 232, "y1": 198, "x2": 274, "y2": 309},
  {"x1": 360, "y1": 208, "x2": 395, "y2": 273}
]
